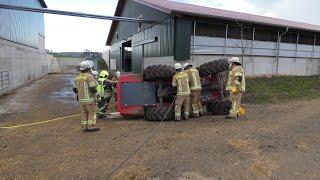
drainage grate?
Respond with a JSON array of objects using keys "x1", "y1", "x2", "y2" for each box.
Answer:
[{"x1": 0, "y1": 71, "x2": 10, "y2": 90}]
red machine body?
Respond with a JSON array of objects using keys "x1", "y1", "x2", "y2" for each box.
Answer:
[{"x1": 116, "y1": 74, "x2": 145, "y2": 117}]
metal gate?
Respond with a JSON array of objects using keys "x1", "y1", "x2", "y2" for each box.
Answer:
[{"x1": 0, "y1": 71, "x2": 10, "y2": 90}]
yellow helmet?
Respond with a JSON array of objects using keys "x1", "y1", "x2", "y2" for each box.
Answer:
[{"x1": 99, "y1": 70, "x2": 109, "y2": 78}]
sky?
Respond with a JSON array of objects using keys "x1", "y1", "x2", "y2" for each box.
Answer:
[{"x1": 44, "y1": 0, "x2": 320, "y2": 52}]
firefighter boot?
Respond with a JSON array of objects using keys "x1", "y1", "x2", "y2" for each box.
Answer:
[
  {"x1": 184, "y1": 112, "x2": 189, "y2": 120},
  {"x1": 82, "y1": 125, "x2": 87, "y2": 131}
]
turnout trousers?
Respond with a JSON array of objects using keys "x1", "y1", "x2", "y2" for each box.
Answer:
[
  {"x1": 190, "y1": 90, "x2": 203, "y2": 117},
  {"x1": 80, "y1": 103, "x2": 97, "y2": 126},
  {"x1": 175, "y1": 95, "x2": 190, "y2": 120},
  {"x1": 229, "y1": 92, "x2": 243, "y2": 118},
  {"x1": 97, "y1": 96, "x2": 111, "y2": 118}
]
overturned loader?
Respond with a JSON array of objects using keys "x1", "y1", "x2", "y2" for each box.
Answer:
[{"x1": 116, "y1": 58, "x2": 231, "y2": 121}]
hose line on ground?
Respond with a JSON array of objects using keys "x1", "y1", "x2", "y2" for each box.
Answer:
[
  {"x1": 105, "y1": 96, "x2": 177, "y2": 180},
  {"x1": 0, "y1": 114, "x2": 80, "y2": 129}
]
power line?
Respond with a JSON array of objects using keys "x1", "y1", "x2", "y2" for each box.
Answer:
[{"x1": 0, "y1": 4, "x2": 155, "y2": 23}]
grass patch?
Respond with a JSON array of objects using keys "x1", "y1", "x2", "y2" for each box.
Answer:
[{"x1": 243, "y1": 76, "x2": 320, "y2": 104}]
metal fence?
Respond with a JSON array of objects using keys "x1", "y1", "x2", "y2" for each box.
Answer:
[{"x1": 0, "y1": 71, "x2": 10, "y2": 90}]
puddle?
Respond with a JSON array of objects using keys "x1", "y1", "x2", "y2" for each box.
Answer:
[{"x1": 48, "y1": 74, "x2": 78, "y2": 106}]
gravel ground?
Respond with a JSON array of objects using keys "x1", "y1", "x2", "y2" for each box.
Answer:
[{"x1": 0, "y1": 74, "x2": 319, "y2": 179}]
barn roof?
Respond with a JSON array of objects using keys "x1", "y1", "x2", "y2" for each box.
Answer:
[
  {"x1": 39, "y1": 0, "x2": 47, "y2": 8},
  {"x1": 107, "y1": 0, "x2": 320, "y2": 45}
]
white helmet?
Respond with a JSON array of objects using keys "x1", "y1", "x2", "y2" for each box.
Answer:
[
  {"x1": 183, "y1": 63, "x2": 191, "y2": 69},
  {"x1": 116, "y1": 71, "x2": 121, "y2": 78},
  {"x1": 85, "y1": 60, "x2": 95, "y2": 69},
  {"x1": 230, "y1": 57, "x2": 241, "y2": 65},
  {"x1": 173, "y1": 63, "x2": 182, "y2": 70},
  {"x1": 91, "y1": 70, "x2": 98, "y2": 77},
  {"x1": 79, "y1": 61, "x2": 90, "y2": 71}
]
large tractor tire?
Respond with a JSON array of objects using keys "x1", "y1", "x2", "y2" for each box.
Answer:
[
  {"x1": 145, "y1": 105, "x2": 174, "y2": 121},
  {"x1": 198, "y1": 58, "x2": 229, "y2": 77},
  {"x1": 144, "y1": 65, "x2": 175, "y2": 81},
  {"x1": 206, "y1": 100, "x2": 232, "y2": 115}
]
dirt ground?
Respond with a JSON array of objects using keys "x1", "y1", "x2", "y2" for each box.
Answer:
[{"x1": 0, "y1": 74, "x2": 320, "y2": 179}]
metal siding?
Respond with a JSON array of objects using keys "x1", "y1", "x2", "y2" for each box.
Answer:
[
  {"x1": 110, "y1": 48, "x2": 121, "y2": 70},
  {"x1": 110, "y1": 0, "x2": 170, "y2": 44},
  {"x1": 192, "y1": 36, "x2": 320, "y2": 58},
  {"x1": 174, "y1": 18, "x2": 192, "y2": 60},
  {"x1": 141, "y1": 18, "x2": 173, "y2": 57},
  {"x1": 132, "y1": 45, "x2": 143, "y2": 73},
  {"x1": 130, "y1": 18, "x2": 173, "y2": 72},
  {"x1": 0, "y1": 0, "x2": 44, "y2": 48}
]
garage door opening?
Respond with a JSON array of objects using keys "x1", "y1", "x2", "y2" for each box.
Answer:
[{"x1": 122, "y1": 41, "x2": 132, "y2": 72}]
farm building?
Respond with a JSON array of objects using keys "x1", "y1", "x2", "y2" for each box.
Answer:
[
  {"x1": 107, "y1": 0, "x2": 320, "y2": 76},
  {"x1": 0, "y1": 0, "x2": 51, "y2": 95}
]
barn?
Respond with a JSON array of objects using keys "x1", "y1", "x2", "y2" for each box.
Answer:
[
  {"x1": 106, "y1": 0, "x2": 320, "y2": 76},
  {"x1": 0, "y1": 0, "x2": 50, "y2": 95}
]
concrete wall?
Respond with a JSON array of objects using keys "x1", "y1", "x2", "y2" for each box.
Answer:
[
  {"x1": 0, "y1": 38, "x2": 50, "y2": 95},
  {"x1": 55, "y1": 57, "x2": 84, "y2": 73}
]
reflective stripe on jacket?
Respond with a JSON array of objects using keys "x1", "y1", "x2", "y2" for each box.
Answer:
[
  {"x1": 185, "y1": 68, "x2": 202, "y2": 91},
  {"x1": 226, "y1": 66, "x2": 246, "y2": 92},
  {"x1": 172, "y1": 71, "x2": 191, "y2": 96},
  {"x1": 96, "y1": 78, "x2": 106, "y2": 96},
  {"x1": 74, "y1": 73, "x2": 97, "y2": 104}
]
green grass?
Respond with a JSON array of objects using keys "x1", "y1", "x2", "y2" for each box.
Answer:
[{"x1": 242, "y1": 76, "x2": 320, "y2": 104}]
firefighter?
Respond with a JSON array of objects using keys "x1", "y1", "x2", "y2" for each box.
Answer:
[
  {"x1": 172, "y1": 63, "x2": 191, "y2": 121},
  {"x1": 96, "y1": 70, "x2": 108, "y2": 118},
  {"x1": 183, "y1": 63, "x2": 203, "y2": 117},
  {"x1": 91, "y1": 70, "x2": 99, "y2": 79},
  {"x1": 96, "y1": 70, "x2": 115, "y2": 119},
  {"x1": 73, "y1": 61, "x2": 99, "y2": 132},
  {"x1": 226, "y1": 57, "x2": 246, "y2": 119},
  {"x1": 111, "y1": 71, "x2": 120, "y2": 102}
]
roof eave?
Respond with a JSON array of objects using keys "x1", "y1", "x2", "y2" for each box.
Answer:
[
  {"x1": 106, "y1": 0, "x2": 171, "y2": 46},
  {"x1": 172, "y1": 10, "x2": 320, "y2": 33},
  {"x1": 39, "y1": 0, "x2": 47, "y2": 8}
]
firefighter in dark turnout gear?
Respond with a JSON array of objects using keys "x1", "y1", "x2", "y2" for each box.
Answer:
[{"x1": 96, "y1": 70, "x2": 116, "y2": 119}]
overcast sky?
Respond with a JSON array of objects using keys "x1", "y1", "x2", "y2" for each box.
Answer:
[{"x1": 44, "y1": 0, "x2": 320, "y2": 52}]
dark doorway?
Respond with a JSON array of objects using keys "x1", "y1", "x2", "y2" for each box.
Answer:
[{"x1": 122, "y1": 41, "x2": 132, "y2": 72}]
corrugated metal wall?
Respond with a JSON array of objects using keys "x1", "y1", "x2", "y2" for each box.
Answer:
[
  {"x1": 132, "y1": 45, "x2": 143, "y2": 73},
  {"x1": 132, "y1": 17, "x2": 174, "y2": 57},
  {"x1": 110, "y1": 17, "x2": 174, "y2": 72},
  {"x1": 0, "y1": 0, "x2": 45, "y2": 48},
  {"x1": 174, "y1": 18, "x2": 191, "y2": 60},
  {"x1": 110, "y1": 0, "x2": 169, "y2": 45},
  {"x1": 191, "y1": 36, "x2": 320, "y2": 58}
]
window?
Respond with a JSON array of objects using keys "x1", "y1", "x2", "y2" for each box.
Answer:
[
  {"x1": 195, "y1": 22, "x2": 226, "y2": 38},
  {"x1": 196, "y1": 22, "x2": 214, "y2": 37},
  {"x1": 137, "y1": 15, "x2": 142, "y2": 31},
  {"x1": 255, "y1": 29, "x2": 278, "y2": 42},
  {"x1": 281, "y1": 33, "x2": 297, "y2": 44},
  {"x1": 315, "y1": 35, "x2": 320, "y2": 45},
  {"x1": 227, "y1": 26, "x2": 253, "y2": 40},
  {"x1": 228, "y1": 26, "x2": 241, "y2": 39},
  {"x1": 299, "y1": 34, "x2": 314, "y2": 45},
  {"x1": 214, "y1": 24, "x2": 226, "y2": 38}
]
